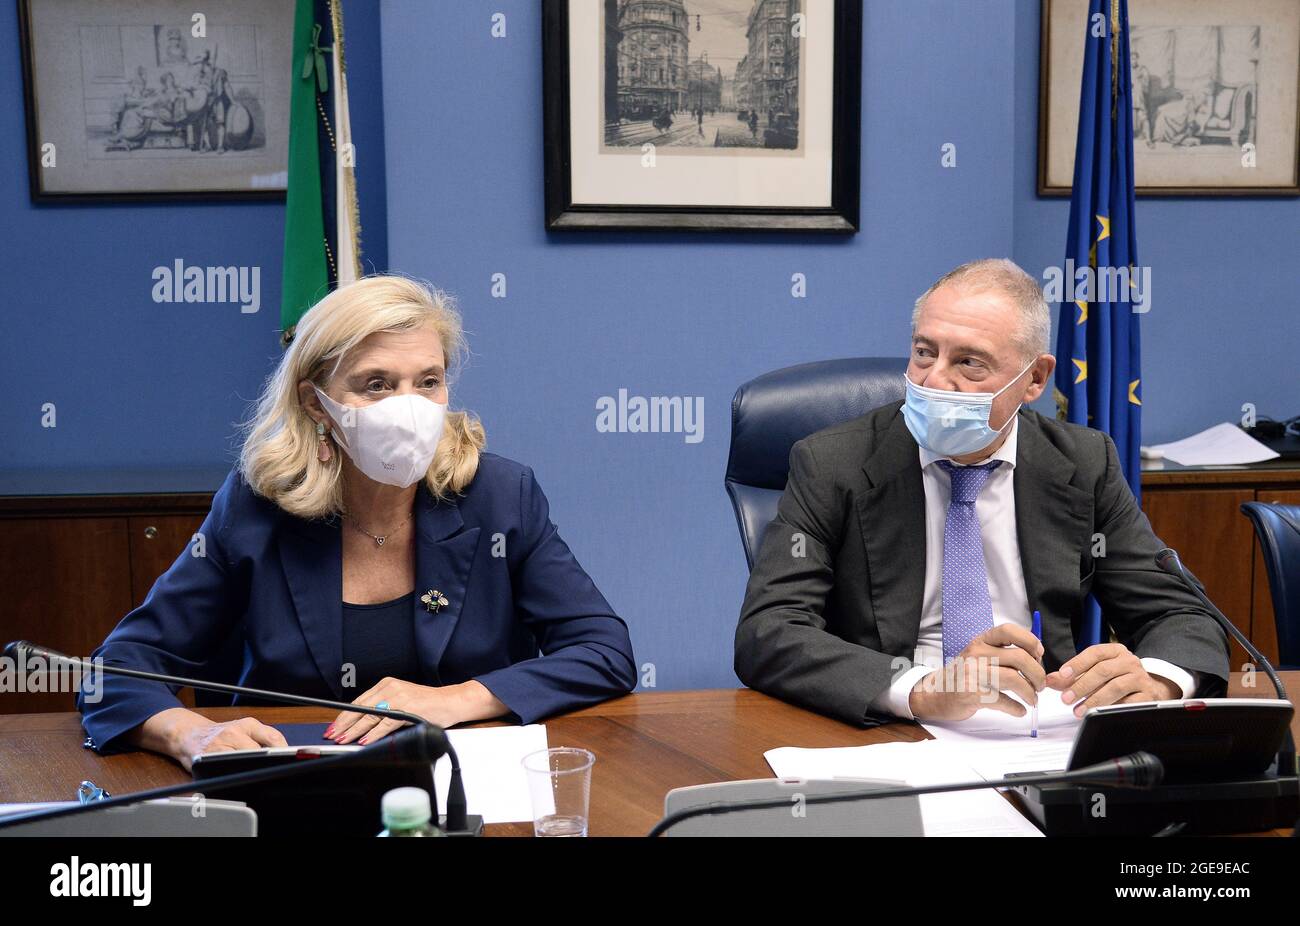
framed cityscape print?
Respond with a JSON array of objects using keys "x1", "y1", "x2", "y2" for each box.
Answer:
[
  {"x1": 1039, "y1": 0, "x2": 1300, "y2": 196},
  {"x1": 543, "y1": 0, "x2": 862, "y2": 231},
  {"x1": 19, "y1": 0, "x2": 295, "y2": 202}
]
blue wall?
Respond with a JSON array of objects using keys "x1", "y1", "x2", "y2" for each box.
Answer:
[
  {"x1": 380, "y1": 0, "x2": 1020, "y2": 690},
  {"x1": 3, "y1": 0, "x2": 1294, "y2": 691},
  {"x1": 0, "y1": 0, "x2": 388, "y2": 471}
]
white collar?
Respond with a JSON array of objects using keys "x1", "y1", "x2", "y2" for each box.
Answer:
[{"x1": 918, "y1": 414, "x2": 1020, "y2": 471}]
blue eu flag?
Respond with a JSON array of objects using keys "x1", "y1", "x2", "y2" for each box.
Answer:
[{"x1": 1053, "y1": 0, "x2": 1142, "y2": 647}]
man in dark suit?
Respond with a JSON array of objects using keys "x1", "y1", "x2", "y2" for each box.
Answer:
[{"x1": 735, "y1": 258, "x2": 1228, "y2": 727}]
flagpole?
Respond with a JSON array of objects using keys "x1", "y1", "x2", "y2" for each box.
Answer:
[{"x1": 330, "y1": 0, "x2": 361, "y2": 285}]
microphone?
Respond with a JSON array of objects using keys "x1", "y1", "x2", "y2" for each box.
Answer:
[
  {"x1": 4, "y1": 640, "x2": 470, "y2": 833},
  {"x1": 648, "y1": 751, "x2": 1164, "y2": 836},
  {"x1": 1153, "y1": 548, "x2": 1296, "y2": 776}
]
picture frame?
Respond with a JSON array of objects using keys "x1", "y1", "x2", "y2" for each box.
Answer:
[
  {"x1": 19, "y1": 0, "x2": 295, "y2": 203},
  {"x1": 1038, "y1": 0, "x2": 1300, "y2": 197},
  {"x1": 542, "y1": 0, "x2": 862, "y2": 232}
]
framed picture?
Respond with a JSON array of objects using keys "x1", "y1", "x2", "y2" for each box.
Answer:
[
  {"x1": 19, "y1": 0, "x2": 294, "y2": 202},
  {"x1": 543, "y1": 0, "x2": 862, "y2": 232},
  {"x1": 1038, "y1": 0, "x2": 1300, "y2": 196}
]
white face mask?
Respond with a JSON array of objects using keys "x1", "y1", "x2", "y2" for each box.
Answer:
[{"x1": 313, "y1": 386, "x2": 446, "y2": 488}]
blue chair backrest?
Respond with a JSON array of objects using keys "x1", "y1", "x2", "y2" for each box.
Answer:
[
  {"x1": 1240, "y1": 502, "x2": 1300, "y2": 670},
  {"x1": 725, "y1": 357, "x2": 908, "y2": 570}
]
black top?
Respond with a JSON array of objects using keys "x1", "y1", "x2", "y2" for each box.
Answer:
[{"x1": 341, "y1": 590, "x2": 420, "y2": 695}]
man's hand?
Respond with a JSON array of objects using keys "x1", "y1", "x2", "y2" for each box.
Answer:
[
  {"x1": 908, "y1": 624, "x2": 1046, "y2": 723},
  {"x1": 1045, "y1": 643, "x2": 1180, "y2": 717}
]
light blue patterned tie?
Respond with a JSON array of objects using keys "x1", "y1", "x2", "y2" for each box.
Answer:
[{"x1": 937, "y1": 460, "x2": 1002, "y2": 664}]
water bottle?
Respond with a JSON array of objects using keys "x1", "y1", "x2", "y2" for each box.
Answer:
[{"x1": 377, "y1": 787, "x2": 442, "y2": 837}]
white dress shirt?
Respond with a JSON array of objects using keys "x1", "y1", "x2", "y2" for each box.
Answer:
[{"x1": 869, "y1": 416, "x2": 1197, "y2": 719}]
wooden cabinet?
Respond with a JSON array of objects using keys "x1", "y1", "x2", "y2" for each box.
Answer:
[
  {"x1": 0, "y1": 489, "x2": 213, "y2": 714},
  {"x1": 126, "y1": 515, "x2": 208, "y2": 605},
  {"x1": 1141, "y1": 465, "x2": 1300, "y2": 671},
  {"x1": 0, "y1": 517, "x2": 134, "y2": 714},
  {"x1": 1140, "y1": 488, "x2": 1257, "y2": 668}
]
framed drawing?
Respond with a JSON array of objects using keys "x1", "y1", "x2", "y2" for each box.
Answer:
[
  {"x1": 19, "y1": 0, "x2": 294, "y2": 202},
  {"x1": 1039, "y1": 0, "x2": 1300, "y2": 196},
  {"x1": 543, "y1": 0, "x2": 862, "y2": 232}
]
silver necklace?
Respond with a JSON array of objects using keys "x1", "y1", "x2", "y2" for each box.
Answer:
[{"x1": 346, "y1": 512, "x2": 412, "y2": 547}]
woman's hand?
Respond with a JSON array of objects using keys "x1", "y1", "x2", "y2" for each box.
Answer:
[
  {"x1": 326, "y1": 679, "x2": 507, "y2": 745},
  {"x1": 173, "y1": 717, "x2": 289, "y2": 772},
  {"x1": 136, "y1": 708, "x2": 288, "y2": 772}
]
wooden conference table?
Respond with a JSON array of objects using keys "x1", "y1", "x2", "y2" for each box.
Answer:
[{"x1": 1, "y1": 673, "x2": 1295, "y2": 837}]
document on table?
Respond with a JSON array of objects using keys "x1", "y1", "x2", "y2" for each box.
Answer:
[
  {"x1": 765, "y1": 740, "x2": 1044, "y2": 837},
  {"x1": 1146, "y1": 423, "x2": 1279, "y2": 466},
  {"x1": 917, "y1": 687, "x2": 1079, "y2": 780},
  {"x1": 438, "y1": 724, "x2": 549, "y2": 824}
]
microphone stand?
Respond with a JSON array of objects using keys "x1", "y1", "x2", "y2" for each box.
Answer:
[
  {"x1": 3, "y1": 641, "x2": 475, "y2": 835},
  {"x1": 1154, "y1": 549, "x2": 1296, "y2": 777}
]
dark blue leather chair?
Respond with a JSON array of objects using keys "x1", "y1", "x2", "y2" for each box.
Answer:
[
  {"x1": 725, "y1": 357, "x2": 908, "y2": 570},
  {"x1": 1240, "y1": 502, "x2": 1300, "y2": 670}
]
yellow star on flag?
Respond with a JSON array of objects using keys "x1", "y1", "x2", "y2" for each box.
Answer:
[
  {"x1": 1075, "y1": 299, "x2": 1088, "y2": 324},
  {"x1": 1128, "y1": 379, "x2": 1141, "y2": 405},
  {"x1": 1096, "y1": 215, "x2": 1110, "y2": 241},
  {"x1": 1073, "y1": 358, "x2": 1087, "y2": 384}
]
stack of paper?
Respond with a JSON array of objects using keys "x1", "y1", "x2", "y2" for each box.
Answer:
[{"x1": 1146, "y1": 423, "x2": 1279, "y2": 466}]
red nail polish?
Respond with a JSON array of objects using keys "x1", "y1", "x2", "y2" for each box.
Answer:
[
  {"x1": 358, "y1": 737, "x2": 369, "y2": 745},
  {"x1": 324, "y1": 724, "x2": 335, "y2": 738}
]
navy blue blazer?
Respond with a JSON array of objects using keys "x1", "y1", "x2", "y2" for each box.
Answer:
[{"x1": 78, "y1": 452, "x2": 637, "y2": 753}]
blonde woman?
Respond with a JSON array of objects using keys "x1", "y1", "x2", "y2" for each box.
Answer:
[{"x1": 78, "y1": 276, "x2": 636, "y2": 770}]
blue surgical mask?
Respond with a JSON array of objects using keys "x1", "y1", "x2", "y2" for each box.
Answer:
[{"x1": 902, "y1": 361, "x2": 1034, "y2": 458}]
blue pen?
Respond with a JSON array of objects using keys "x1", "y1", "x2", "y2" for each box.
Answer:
[{"x1": 1030, "y1": 610, "x2": 1042, "y2": 737}]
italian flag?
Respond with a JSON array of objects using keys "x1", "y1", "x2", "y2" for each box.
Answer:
[{"x1": 281, "y1": 0, "x2": 361, "y2": 345}]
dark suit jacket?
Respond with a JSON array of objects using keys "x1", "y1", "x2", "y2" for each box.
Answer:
[
  {"x1": 78, "y1": 452, "x2": 637, "y2": 753},
  {"x1": 734, "y1": 401, "x2": 1229, "y2": 727}
]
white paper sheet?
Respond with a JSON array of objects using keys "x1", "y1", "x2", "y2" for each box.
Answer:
[
  {"x1": 765, "y1": 740, "x2": 1045, "y2": 837},
  {"x1": 918, "y1": 688, "x2": 1078, "y2": 780},
  {"x1": 1147, "y1": 423, "x2": 1279, "y2": 466},
  {"x1": 436, "y1": 724, "x2": 549, "y2": 825}
]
